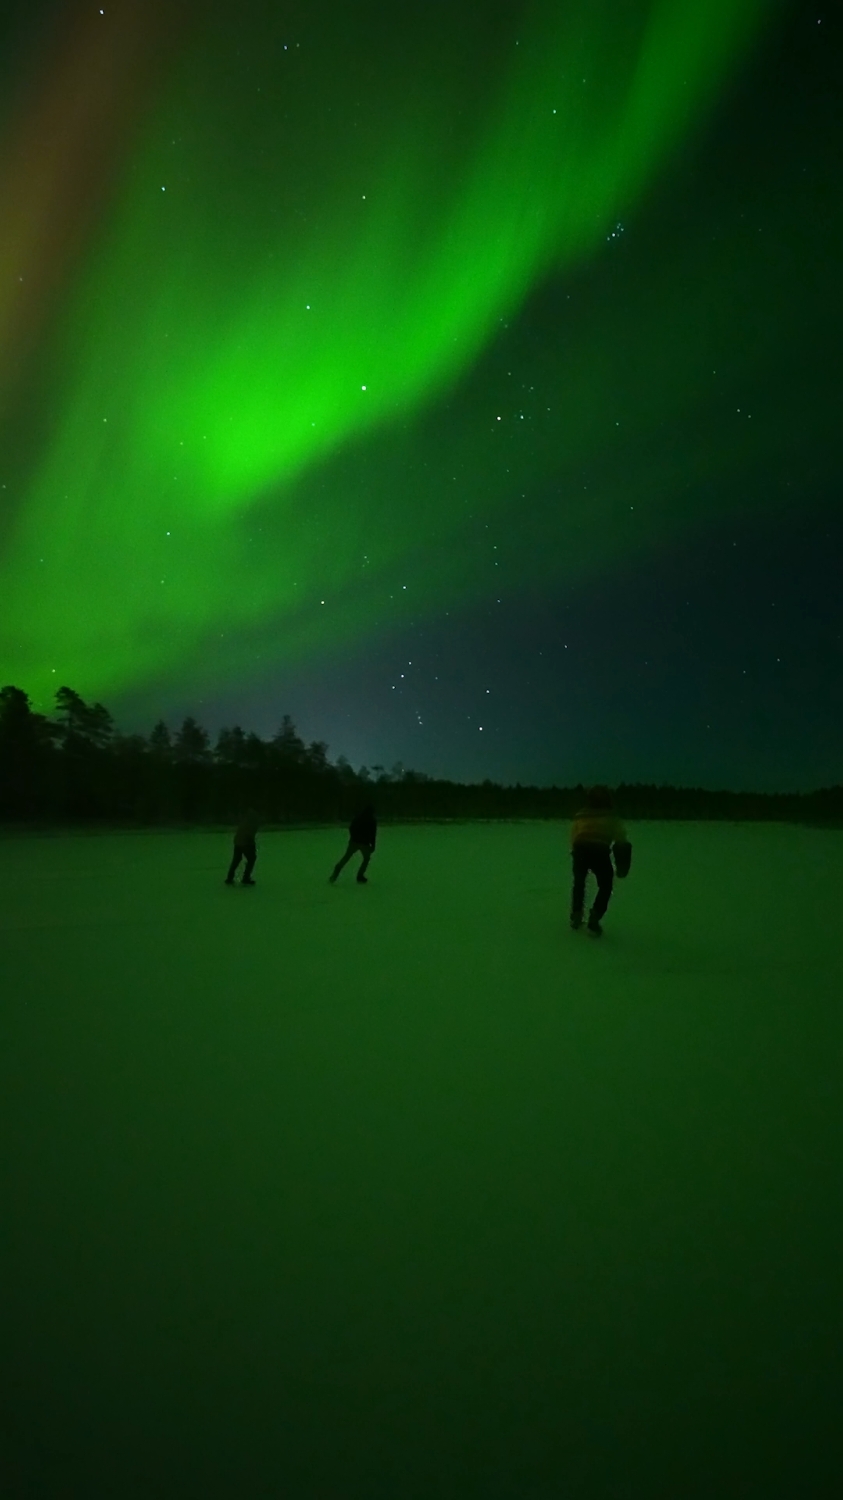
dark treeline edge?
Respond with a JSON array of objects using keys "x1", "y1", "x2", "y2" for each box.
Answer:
[{"x1": 2, "y1": 684, "x2": 842, "y2": 828}]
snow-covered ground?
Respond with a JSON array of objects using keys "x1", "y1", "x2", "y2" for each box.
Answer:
[{"x1": 2, "y1": 822, "x2": 842, "y2": 1498}]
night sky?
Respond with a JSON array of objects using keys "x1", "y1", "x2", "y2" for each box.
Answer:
[{"x1": 1, "y1": 0, "x2": 840, "y2": 791}]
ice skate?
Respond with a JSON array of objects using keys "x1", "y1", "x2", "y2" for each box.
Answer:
[
  {"x1": 570, "y1": 910, "x2": 583, "y2": 931},
  {"x1": 329, "y1": 868, "x2": 339, "y2": 884},
  {"x1": 586, "y1": 912, "x2": 603, "y2": 938},
  {"x1": 241, "y1": 878, "x2": 256, "y2": 886},
  {"x1": 356, "y1": 873, "x2": 368, "y2": 884}
]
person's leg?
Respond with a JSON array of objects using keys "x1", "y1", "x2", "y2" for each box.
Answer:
[
  {"x1": 241, "y1": 839, "x2": 257, "y2": 883},
  {"x1": 357, "y1": 843, "x2": 373, "y2": 880},
  {"x1": 225, "y1": 844, "x2": 243, "y2": 883},
  {"x1": 590, "y1": 847, "x2": 615, "y2": 921},
  {"x1": 571, "y1": 845, "x2": 588, "y2": 923},
  {"x1": 331, "y1": 840, "x2": 358, "y2": 880}
]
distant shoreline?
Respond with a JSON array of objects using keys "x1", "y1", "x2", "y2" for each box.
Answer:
[{"x1": 3, "y1": 812, "x2": 843, "y2": 837}]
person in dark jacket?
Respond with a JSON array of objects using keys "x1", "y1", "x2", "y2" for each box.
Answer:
[
  {"x1": 225, "y1": 808, "x2": 259, "y2": 886},
  {"x1": 329, "y1": 804, "x2": 377, "y2": 884},
  {"x1": 569, "y1": 786, "x2": 629, "y2": 937}
]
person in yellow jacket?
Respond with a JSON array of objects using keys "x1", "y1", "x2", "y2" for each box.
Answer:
[{"x1": 569, "y1": 786, "x2": 630, "y2": 937}]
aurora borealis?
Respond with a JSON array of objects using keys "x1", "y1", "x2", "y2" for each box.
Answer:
[{"x1": 1, "y1": 0, "x2": 841, "y2": 788}]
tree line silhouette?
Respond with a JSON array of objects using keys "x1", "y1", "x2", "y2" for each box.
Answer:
[{"x1": 2, "y1": 683, "x2": 842, "y2": 827}]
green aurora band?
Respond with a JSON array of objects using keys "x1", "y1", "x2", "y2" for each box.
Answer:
[{"x1": 0, "y1": 0, "x2": 781, "y2": 705}]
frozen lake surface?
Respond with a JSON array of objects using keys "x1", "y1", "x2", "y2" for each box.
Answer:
[{"x1": 2, "y1": 821, "x2": 842, "y2": 1497}]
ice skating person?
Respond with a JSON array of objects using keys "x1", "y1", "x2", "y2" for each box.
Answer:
[
  {"x1": 329, "y1": 803, "x2": 377, "y2": 884},
  {"x1": 569, "y1": 786, "x2": 630, "y2": 937},
  {"x1": 225, "y1": 808, "x2": 259, "y2": 886}
]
